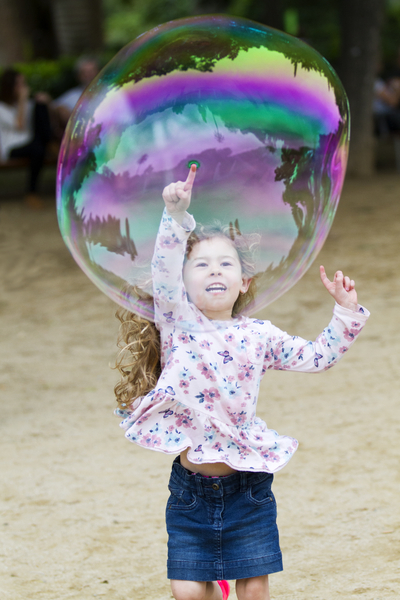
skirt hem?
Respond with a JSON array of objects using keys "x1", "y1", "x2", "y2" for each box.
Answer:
[{"x1": 167, "y1": 552, "x2": 283, "y2": 581}]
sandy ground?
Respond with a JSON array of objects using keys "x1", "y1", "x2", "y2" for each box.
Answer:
[{"x1": 1, "y1": 173, "x2": 400, "y2": 600}]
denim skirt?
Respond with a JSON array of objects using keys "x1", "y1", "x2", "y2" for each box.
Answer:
[{"x1": 166, "y1": 457, "x2": 283, "y2": 581}]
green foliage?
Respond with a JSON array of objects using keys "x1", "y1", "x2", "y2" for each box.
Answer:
[
  {"x1": 282, "y1": 0, "x2": 341, "y2": 64},
  {"x1": 382, "y1": 0, "x2": 400, "y2": 71},
  {"x1": 228, "y1": 0, "x2": 253, "y2": 17},
  {"x1": 102, "y1": 0, "x2": 342, "y2": 63},
  {"x1": 283, "y1": 9, "x2": 300, "y2": 36},
  {"x1": 4, "y1": 0, "x2": 397, "y2": 95},
  {"x1": 10, "y1": 58, "x2": 76, "y2": 98},
  {"x1": 103, "y1": 0, "x2": 197, "y2": 51},
  {"x1": 100, "y1": 0, "x2": 400, "y2": 70}
]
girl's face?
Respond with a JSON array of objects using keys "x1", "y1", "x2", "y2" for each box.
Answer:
[{"x1": 183, "y1": 236, "x2": 250, "y2": 321}]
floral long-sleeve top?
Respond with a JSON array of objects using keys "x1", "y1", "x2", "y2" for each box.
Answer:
[{"x1": 116, "y1": 209, "x2": 370, "y2": 473}]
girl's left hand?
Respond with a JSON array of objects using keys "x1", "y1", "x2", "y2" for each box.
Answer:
[{"x1": 320, "y1": 266, "x2": 358, "y2": 311}]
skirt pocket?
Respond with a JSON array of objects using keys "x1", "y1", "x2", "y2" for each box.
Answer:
[
  {"x1": 167, "y1": 483, "x2": 198, "y2": 511},
  {"x1": 246, "y1": 473, "x2": 275, "y2": 506}
]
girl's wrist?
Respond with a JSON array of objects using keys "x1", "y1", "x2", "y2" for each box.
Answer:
[
  {"x1": 336, "y1": 300, "x2": 358, "y2": 312},
  {"x1": 166, "y1": 208, "x2": 187, "y2": 225}
]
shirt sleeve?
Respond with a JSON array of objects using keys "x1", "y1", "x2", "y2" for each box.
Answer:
[
  {"x1": 0, "y1": 103, "x2": 15, "y2": 131},
  {"x1": 52, "y1": 88, "x2": 83, "y2": 110},
  {"x1": 151, "y1": 208, "x2": 196, "y2": 326},
  {"x1": 262, "y1": 303, "x2": 370, "y2": 373}
]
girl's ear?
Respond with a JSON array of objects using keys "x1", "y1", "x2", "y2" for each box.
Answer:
[{"x1": 240, "y1": 277, "x2": 251, "y2": 294}]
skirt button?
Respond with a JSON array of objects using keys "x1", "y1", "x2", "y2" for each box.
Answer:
[{"x1": 212, "y1": 483, "x2": 220, "y2": 491}]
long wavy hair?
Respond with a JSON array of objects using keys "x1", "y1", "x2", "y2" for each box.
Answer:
[
  {"x1": 0, "y1": 69, "x2": 20, "y2": 105},
  {"x1": 114, "y1": 220, "x2": 260, "y2": 410}
]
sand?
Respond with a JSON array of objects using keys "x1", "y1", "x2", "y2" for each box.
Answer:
[{"x1": 1, "y1": 173, "x2": 400, "y2": 599}]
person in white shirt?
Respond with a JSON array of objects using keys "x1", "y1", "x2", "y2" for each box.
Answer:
[
  {"x1": 52, "y1": 57, "x2": 99, "y2": 134},
  {"x1": 0, "y1": 69, "x2": 52, "y2": 208}
]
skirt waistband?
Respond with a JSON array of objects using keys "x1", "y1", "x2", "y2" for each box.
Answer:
[{"x1": 171, "y1": 456, "x2": 273, "y2": 497}]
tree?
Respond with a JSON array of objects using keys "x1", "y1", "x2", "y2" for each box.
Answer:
[
  {"x1": 50, "y1": 0, "x2": 103, "y2": 56},
  {"x1": 338, "y1": 0, "x2": 386, "y2": 176},
  {"x1": 0, "y1": 0, "x2": 390, "y2": 178},
  {"x1": 0, "y1": 0, "x2": 103, "y2": 65},
  {"x1": 0, "y1": 0, "x2": 36, "y2": 63}
]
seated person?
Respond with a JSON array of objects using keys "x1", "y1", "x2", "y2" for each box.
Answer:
[
  {"x1": 0, "y1": 69, "x2": 52, "y2": 208},
  {"x1": 373, "y1": 76, "x2": 400, "y2": 135},
  {"x1": 52, "y1": 57, "x2": 99, "y2": 135}
]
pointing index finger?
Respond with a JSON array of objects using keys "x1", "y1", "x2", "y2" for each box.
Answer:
[
  {"x1": 319, "y1": 265, "x2": 329, "y2": 282},
  {"x1": 184, "y1": 164, "x2": 197, "y2": 191}
]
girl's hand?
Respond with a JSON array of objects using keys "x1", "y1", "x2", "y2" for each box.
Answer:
[
  {"x1": 162, "y1": 164, "x2": 197, "y2": 222},
  {"x1": 320, "y1": 266, "x2": 358, "y2": 311}
]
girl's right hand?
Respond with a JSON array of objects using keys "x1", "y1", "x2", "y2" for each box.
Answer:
[{"x1": 162, "y1": 164, "x2": 197, "y2": 218}]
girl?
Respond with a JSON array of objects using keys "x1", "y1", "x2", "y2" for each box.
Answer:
[{"x1": 115, "y1": 165, "x2": 369, "y2": 600}]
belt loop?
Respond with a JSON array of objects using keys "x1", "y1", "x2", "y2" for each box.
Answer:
[
  {"x1": 240, "y1": 472, "x2": 247, "y2": 493},
  {"x1": 195, "y1": 474, "x2": 204, "y2": 497}
]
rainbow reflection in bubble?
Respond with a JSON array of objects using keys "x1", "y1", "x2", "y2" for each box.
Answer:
[{"x1": 57, "y1": 15, "x2": 349, "y2": 324}]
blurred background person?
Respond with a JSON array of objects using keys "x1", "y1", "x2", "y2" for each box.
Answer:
[
  {"x1": 51, "y1": 56, "x2": 100, "y2": 137},
  {"x1": 0, "y1": 69, "x2": 52, "y2": 209},
  {"x1": 373, "y1": 75, "x2": 400, "y2": 136}
]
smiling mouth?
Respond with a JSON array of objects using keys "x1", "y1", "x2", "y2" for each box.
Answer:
[{"x1": 206, "y1": 284, "x2": 227, "y2": 292}]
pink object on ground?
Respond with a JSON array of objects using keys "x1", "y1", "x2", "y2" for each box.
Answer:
[{"x1": 217, "y1": 580, "x2": 230, "y2": 600}]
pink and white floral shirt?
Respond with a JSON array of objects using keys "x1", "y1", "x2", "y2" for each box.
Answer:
[{"x1": 116, "y1": 209, "x2": 369, "y2": 473}]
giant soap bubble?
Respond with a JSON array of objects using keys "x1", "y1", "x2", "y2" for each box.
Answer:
[{"x1": 57, "y1": 15, "x2": 349, "y2": 326}]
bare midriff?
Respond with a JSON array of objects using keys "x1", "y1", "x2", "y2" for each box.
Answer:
[{"x1": 180, "y1": 448, "x2": 237, "y2": 476}]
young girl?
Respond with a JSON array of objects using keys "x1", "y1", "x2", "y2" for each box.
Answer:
[{"x1": 115, "y1": 165, "x2": 369, "y2": 600}]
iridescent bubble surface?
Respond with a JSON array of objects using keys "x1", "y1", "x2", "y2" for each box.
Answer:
[{"x1": 57, "y1": 15, "x2": 349, "y2": 324}]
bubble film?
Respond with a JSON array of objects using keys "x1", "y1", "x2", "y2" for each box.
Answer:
[{"x1": 57, "y1": 15, "x2": 349, "y2": 324}]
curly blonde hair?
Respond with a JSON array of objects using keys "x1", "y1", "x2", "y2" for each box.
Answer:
[{"x1": 114, "y1": 220, "x2": 259, "y2": 410}]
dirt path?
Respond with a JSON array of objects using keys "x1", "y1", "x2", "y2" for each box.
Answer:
[{"x1": 1, "y1": 174, "x2": 399, "y2": 599}]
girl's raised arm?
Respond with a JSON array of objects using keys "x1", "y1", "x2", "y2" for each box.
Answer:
[
  {"x1": 162, "y1": 164, "x2": 197, "y2": 224},
  {"x1": 151, "y1": 166, "x2": 197, "y2": 322}
]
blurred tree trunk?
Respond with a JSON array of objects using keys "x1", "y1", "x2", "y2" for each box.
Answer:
[
  {"x1": 51, "y1": 0, "x2": 103, "y2": 56},
  {"x1": 0, "y1": 0, "x2": 34, "y2": 64},
  {"x1": 0, "y1": 0, "x2": 103, "y2": 64},
  {"x1": 338, "y1": 0, "x2": 385, "y2": 176}
]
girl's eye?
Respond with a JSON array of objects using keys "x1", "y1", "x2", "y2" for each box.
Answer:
[
  {"x1": 196, "y1": 262, "x2": 208, "y2": 267},
  {"x1": 221, "y1": 262, "x2": 233, "y2": 267}
]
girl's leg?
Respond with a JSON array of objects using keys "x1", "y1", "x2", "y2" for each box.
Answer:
[
  {"x1": 236, "y1": 575, "x2": 270, "y2": 600},
  {"x1": 171, "y1": 579, "x2": 223, "y2": 600}
]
